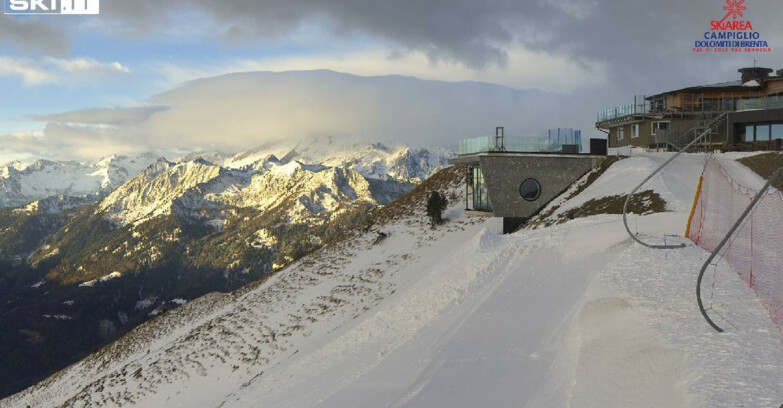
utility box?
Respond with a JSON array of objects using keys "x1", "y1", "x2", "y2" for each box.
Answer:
[
  {"x1": 561, "y1": 144, "x2": 580, "y2": 154},
  {"x1": 590, "y1": 138, "x2": 608, "y2": 156}
]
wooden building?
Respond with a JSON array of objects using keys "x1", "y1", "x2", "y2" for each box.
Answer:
[{"x1": 596, "y1": 67, "x2": 783, "y2": 150}]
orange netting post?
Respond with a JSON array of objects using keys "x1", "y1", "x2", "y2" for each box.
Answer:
[{"x1": 685, "y1": 176, "x2": 703, "y2": 238}]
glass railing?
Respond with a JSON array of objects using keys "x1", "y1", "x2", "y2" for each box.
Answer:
[
  {"x1": 598, "y1": 103, "x2": 637, "y2": 122},
  {"x1": 458, "y1": 133, "x2": 582, "y2": 156},
  {"x1": 737, "y1": 96, "x2": 783, "y2": 111}
]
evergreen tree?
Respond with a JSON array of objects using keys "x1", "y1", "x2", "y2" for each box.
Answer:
[{"x1": 426, "y1": 191, "x2": 448, "y2": 227}]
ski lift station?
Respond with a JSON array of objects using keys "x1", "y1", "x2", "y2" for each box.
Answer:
[{"x1": 448, "y1": 127, "x2": 607, "y2": 233}]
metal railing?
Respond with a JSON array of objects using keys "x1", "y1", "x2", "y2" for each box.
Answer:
[
  {"x1": 654, "y1": 112, "x2": 728, "y2": 150},
  {"x1": 598, "y1": 95, "x2": 650, "y2": 122},
  {"x1": 598, "y1": 103, "x2": 639, "y2": 122}
]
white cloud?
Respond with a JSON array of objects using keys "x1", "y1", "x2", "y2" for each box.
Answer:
[
  {"x1": 30, "y1": 106, "x2": 167, "y2": 125},
  {"x1": 0, "y1": 125, "x2": 143, "y2": 163},
  {"x1": 155, "y1": 47, "x2": 606, "y2": 94},
  {"x1": 52, "y1": 58, "x2": 130, "y2": 75},
  {"x1": 0, "y1": 57, "x2": 130, "y2": 86},
  {"x1": 5, "y1": 70, "x2": 583, "y2": 161},
  {"x1": 0, "y1": 57, "x2": 54, "y2": 86}
]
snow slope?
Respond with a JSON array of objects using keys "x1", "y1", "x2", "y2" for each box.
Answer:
[
  {"x1": 555, "y1": 152, "x2": 706, "y2": 215},
  {"x1": 4, "y1": 153, "x2": 782, "y2": 408}
]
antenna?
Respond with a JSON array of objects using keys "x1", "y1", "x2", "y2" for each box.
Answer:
[{"x1": 494, "y1": 127, "x2": 506, "y2": 152}]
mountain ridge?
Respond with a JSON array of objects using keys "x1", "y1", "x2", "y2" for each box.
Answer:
[{"x1": 0, "y1": 139, "x2": 453, "y2": 400}]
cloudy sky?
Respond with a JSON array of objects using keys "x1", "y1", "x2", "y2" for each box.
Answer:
[{"x1": 0, "y1": 0, "x2": 781, "y2": 162}]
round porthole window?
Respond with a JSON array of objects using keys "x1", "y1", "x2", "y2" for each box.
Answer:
[{"x1": 519, "y1": 178, "x2": 541, "y2": 201}]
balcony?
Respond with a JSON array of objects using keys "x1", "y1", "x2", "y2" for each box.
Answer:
[
  {"x1": 597, "y1": 93, "x2": 783, "y2": 127},
  {"x1": 597, "y1": 103, "x2": 641, "y2": 122},
  {"x1": 737, "y1": 95, "x2": 783, "y2": 111},
  {"x1": 596, "y1": 94, "x2": 654, "y2": 123}
]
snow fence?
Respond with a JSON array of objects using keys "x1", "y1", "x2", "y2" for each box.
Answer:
[{"x1": 687, "y1": 155, "x2": 783, "y2": 331}]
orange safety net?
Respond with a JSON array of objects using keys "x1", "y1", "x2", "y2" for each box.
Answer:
[{"x1": 688, "y1": 155, "x2": 783, "y2": 330}]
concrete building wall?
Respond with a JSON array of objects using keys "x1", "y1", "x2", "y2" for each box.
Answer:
[{"x1": 478, "y1": 154, "x2": 603, "y2": 218}]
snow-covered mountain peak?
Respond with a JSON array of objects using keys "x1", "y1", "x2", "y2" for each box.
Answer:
[
  {"x1": 0, "y1": 141, "x2": 450, "y2": 228},
  {"x1": 265, "y1": 160, "x2": 328, "y2": 177},
  {"x1": 0, "y1": 153, "x2": 160, "y2": 209},
  {"x1": 98, "y1": 158, "x2": 226, "y2": 225},
  {"x1": 222, "y1": 142, "x2": 296, "y2": 170},
  {"x1": 211, "y1": 160, "x2": 377, "y2": 225},
  {"x1": 89, "y1": 153, "x2": 162, "y2": 189},
  {"x1": 224, "y1": 138, "x2": 454, "y2": 183}
]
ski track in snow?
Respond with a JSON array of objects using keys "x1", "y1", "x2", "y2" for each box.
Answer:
[{"x1": 3, "y1": 153, "x2": 783, "y2": 408}]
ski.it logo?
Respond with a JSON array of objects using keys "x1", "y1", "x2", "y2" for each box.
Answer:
[{"x1": 3, "y1": 0, "x2": 99, "y2": 14}]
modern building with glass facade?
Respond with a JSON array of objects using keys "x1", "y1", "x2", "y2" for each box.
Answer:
[
  {"x1": 596, "y1": 67, "x2": 783, "y2": 150},
  {"x1": 450, "y1": 132, "x2": 606, "y2": 233}
]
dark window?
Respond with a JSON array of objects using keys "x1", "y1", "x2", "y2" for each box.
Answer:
[
  {"x1": 519, "y1": 178, "x2": 541, "y2": 202},
  {"x1": 652, "y1": 121, "x2": 670, "y2": 135}
]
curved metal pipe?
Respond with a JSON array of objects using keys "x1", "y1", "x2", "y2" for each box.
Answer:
[
  {"x1": 622, "y1": 113, "x2": 726, "y2": 249},
  {"x1": 622, "y1": 153, "x2": 688, "y2": 249},
  {"x1": 696, "y1": 167, "x2": 783, "y2": 333}
]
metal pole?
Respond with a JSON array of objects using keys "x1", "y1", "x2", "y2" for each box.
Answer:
[
  {"x1": 622, "y1": 113, "x2": 727, "y2": 249},
  {"x1": 696, "y1": 167, "x2": 783, "y2": 332},
  {"x1": 465, "y1": 166, "x2": 470, "y2": 210}
]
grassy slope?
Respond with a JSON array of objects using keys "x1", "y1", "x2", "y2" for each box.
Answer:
[{"x1": 737, "y1": 152, "x2": 783, "y2": 190}]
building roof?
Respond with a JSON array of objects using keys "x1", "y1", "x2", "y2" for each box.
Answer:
[
  {"x1": 649, "y1": 80, "x2": 758, "y2": 98},
  {"x1": 649, "y1": 70, "x2": 783, "y2": 99}
]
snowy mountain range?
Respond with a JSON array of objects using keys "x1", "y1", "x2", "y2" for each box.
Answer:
[
  {"x1": 0, "y1": 154, "x2": 161, "y2": 209},
  {"x1": 0, "y1": 139, "x2": 451, "y2": 212},
  {"x1": 0, "y1": 138, "x2": 453, "y2": 399}
]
